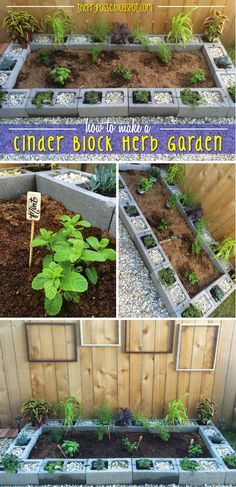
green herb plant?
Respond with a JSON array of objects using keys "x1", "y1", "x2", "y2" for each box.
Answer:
[
  {"x1": 192, "y1": 218, "x2": 207, "y2": 254},
  {"x1": 89, "y1": 45, "x2": 103, "y2": 63},
  {"x1": 223, "y1": 454, "x2": 236, "y2": 469},
  {"x1": 50, "y1": 67, "x2": 71, "y2": 85},
  {"x1": 0, "y1": 55, "x2": 16, "y2": 71},
  {"x1": 149, "y1": 166, "x2": 160, "y2": 180},
  {"x1": 158, "y1": 268, "x2": 175, "y2": 287},
  {"x1": 88, "y1": 20, "x2": 110, "y2": 42},
  {"x1": 131, "y1": 28, "x2": 151, "y2": 49},
  {"x1": 188, "y1": 441, "x2": 203, "y2": 458},
  {"x1": 154, "y1": 421, "x2": 170, "y2": 442},
  {"x1": 167, "y1": 8, "x2": 197, "y2": 47},
  {"x1": 50, "y1": 428, "x2": 63, "y2": 443},
  {"x1": 165, "y1": 397, "x2": 189, "y2": 427},
  {"x1": 54, "y1": 396, "x2": 82, "y2": 428},
  {"x1": 31, "y1": 214, "x2": 116, "y2": 316},
  {"x1": 228, "y1": 84, "x2": 236, "y2": 102},
  {"x1": 1, "y1": 455, "x2": 20, "y2": 473},
  {"x1": 95, "y1": 402, "x2": 114, "y2": 425},
  {"x1": 137, "y1": 177, "x2": 153, "y2": 193},
  {"x1": 210, "y1": 238, "x2": 236, "y2": 263},
  {"x1": 89, "y1": 164, "x2": 116, "y2": 196},
  {"x1": 41, "y1": 9, "x2": 75, "y2": 44},
  {"x1": 180, "y1": 88, "x2": 203, "y2": 106},
  {"x1": 180, "y1": 458, "x2": 200, "y2": 471},
  {"x1": 204, "y1": 10, "x2": 229, "y2": 43},
  {"x1": 96, "y1": 423, "x2": 110, "y2": 441},
  {"x1": 125, "y1": 205, "x2": 139, "y2": 217},
  {"x1": 182, "y1": 305, "x2": 202, "y2": 317},
  {"x1": 133, "y1": 412, "x2": 151, "y2": 432},
  {"x1": 92, "y1": 459, "x2": 107, "y2": 470},
  {"x1": 165, "y1": 164, "x2": 186, "y2": 186},
  {"x1": 156, "y1": 42, "x2": 171, "y2": 64},
  {"x1": 0, "y1": 90, "x2": 5, "y2": 105},
  {"x1": 142, "y1": 235, "x2": 156, "y2": 249},
  {"x1": 38, "y1": 49, "x2": 54, "y2": 66},
  {"x1": 44, "y1": 461, "x2": 64, "y2": 473},
  {"x1": 32, "y1": 91, "x2": 54, "y2": 108},
  {"x1": 133, "y1": 90, "x2": 151, "y2": 104},
  {"x1": 166, "y1": 193, "x2": 181, "y2": 208},
  {"x1": 62, "y1": 440, "x2": 80, "y2": 457},
  {"x1": 215, "y1": 55, "x2": 232, "y2": 68},
  {"x1": 84, "y1": 91, "x2": 102, "y2": 104},
  {"x1": 137, "y1": 459, "x2": 153, "y2": 470},
  {"x1": 158, "y1": 218, "x2": 170, "y2": 231},
  {"x1": 15, "y1": 432, "x2": 29, "y2": 446},
  {"x1": 122, "y1": 436, "x2": 142, "y2": 454},
  {"x1": 2, "y1": 10, "x2": 40, "y2": 48},
  {"x1": 196, "y1": 398, "x2": 217, "y2": 425},
  {"x1": 21, "y1": 398, "x2": 53, "y2": 426},
  {"x1": 113, "y1": 65, "x2": 132, "y2": 81},
  {"x1": 190, "y1": 69, "x2": 206, "y2": 84},
  {"x1": 210, "y1": 433, "x2": 223, "y2": 444},
  {"x1": 184, "y1": 271, "x2": 199, "y2": 285}
]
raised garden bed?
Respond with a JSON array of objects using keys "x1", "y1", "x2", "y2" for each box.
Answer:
[
  {"x1": 1, "y1": 421, "x2": 235, "y2": 485},
  {"x1": 0, "y1": 167, "x2": 116, "y2": 317},
  {"x1": 0, "y1": 36, "x2": 234, "y2": 118},
  {"x1": 119, "y1": 167, "x2": 235, "y2": 317}
]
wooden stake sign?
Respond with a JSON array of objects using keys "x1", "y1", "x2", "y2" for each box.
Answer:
[{"x1": 26, "y1": 191, "x2": 41, "y2": 267}]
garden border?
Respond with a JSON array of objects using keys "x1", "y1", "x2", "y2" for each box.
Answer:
[
  {"x1": 119, "y1": 167, "x2": 235, "y2": 317},
  {"x1": 0, "y1": 37, "x2": 235, "y2": 118},
  {"x1": 0, "y1": 421, "x2": 235, "y2": 485}
]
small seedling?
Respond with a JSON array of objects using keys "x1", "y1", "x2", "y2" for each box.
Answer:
[
  {"x1": 122, "y1": 436, "x2": 142, "y2": 454},
  {"x1": 149, "y1": 166, "x2": 160, "y2": 181},
  {"x1": 228, "y1": 84, "x2": 236, "y2": 102},
  {"x1": 32, "y1": 91, "x2": 54, "y2": 108},
  {"x1": 180, "y1": 458, "x2": 200, "y2": 471},
  {"x1": 62, "y1": 440, "x2": 80, "y2": 457},
  {"x1": 154, "y1": 421, "x2": 170, "y2": 442},
  {"x1": 156, "y1": 41, "x2": 171, "y2": 64},
  {"x1": 89, "y1": 45, "x2": 102, "y2": 63},
  {"x1": 125, "y1": 205, "x2": 139, "y2": 217},
  {"x1": 133, "y1": 90, "x2": 151, "y2": 104},
  {"x1": 131, "y1": 28, "x2": 151, "y2": 49},
  {"x1": 95, "y1": 401, "x2": 114, "y2": 425},
  {"x1": 88, "y1": 19, "x2": 110, "y2": 42},
  {"x1": 188, "y1": 440, "x2": 203, "y2": 457},
  {"x1": 1, "y1": 455, "x2": 20, "y2": 473},
  {"x1": 15, "y1": 432, "x2": 29, "y2": 446},
  {"x1": 96, "y1": 424, "x2": 110, "y2": 441},
  {"x1": 0, "y1": 55, "x2": 16, "y2": 71},
  {"x1": 181, "y1": 88, "x2": 203, "y2": 106},
  {"x1": 192, "y1": 218, "x2": 207, "y2": 254},
  {"x1": 223, "y1": 454, "x2": 236, "y2": 469},
  {"x1": 113, "y1": 65, "x2": 132, "y2": 81},
  {"x1": 190, "y1": 69, "x2": 206, "y2": 84},
  {"x1": 142, "y1": 235, "x2": 156, "y2": 249},
  {"x1": 182, "y1": 305, "x2": 202, "y2": 317},
  {"x1": 38, "y1": 49, "x2": 54, "y2": 66},
  {"x1": 50, "y1": 428, "x2": 63, "y2": 443},
  {"x1": 137, "y1": 177, "x2": 153, "y2": 193},
  {"x1": 137, "y1": 459, "x2": 153, "y2": 470},
  {"x1": 92, "y1": 459, "x2": 107, "y2": 470},
  {"x1": 166, "y1": 193, "x2": 181, "y2": 208},
  {"x1": 158, "y1": 218, "x2": 170, "y2": 231},
  {"x1": 209, "y1": 433, "x2": 223, "y2": 444},
  {"x1": 184, "y1": 271, "x2": 199, "y2": 285},
  {"x1": 50, "y1": 66, "x2": 71, "y2": 85},
  {"x1": 0, "y1": 89, "x2": 5, "y2": 105},
  {"x1": 158, "y1": 268, "x2": 175, "y2": 287},
  {"x1": 44, "y1": 461, "x2": 64, "y2": 473},
  {"x1": 133, "y1": 412, "x2": 151, "y2": 432},
  {"x1": 84, "y1": 91, "x2": 102, "y2": 104}
]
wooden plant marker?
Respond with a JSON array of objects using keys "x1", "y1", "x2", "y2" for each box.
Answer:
[{"x1": 26, "y1": 191, "x2": 41, "y2": 267}]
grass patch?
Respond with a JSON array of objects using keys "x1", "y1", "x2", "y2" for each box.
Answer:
[
  {"x1": 224, "y1": 429, "x2": 236, "y2": 451},
  {"x1": 210, "y1": 291, "x2": 235, "y2": 318}
]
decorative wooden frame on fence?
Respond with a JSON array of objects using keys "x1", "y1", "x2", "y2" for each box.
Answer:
[
  {"x1": 25, "y1": 322, "x2": 78, "y2": 362},
  {"x1": 176, "y1": 322, "x2": 221, "y2": 371},
  {"x1": 125, "y1": 321, "x2": 175, "y2": 353},
  {"x1": 80, "y1": 320, "x2": 121, "y2": 347}
]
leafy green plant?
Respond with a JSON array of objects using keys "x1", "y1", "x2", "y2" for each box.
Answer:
[
  {"x1": 196, "y1": 398, "x2": 217, "y2": 425},
  {"x1": 154, "y1": 421, "x2": 170, "y2": 442},
  {"x1": 32, "y1": 91, "x2": 54, "y2": 108},
  {"x1": 180, "y1": 458, "x2": 200, "y2": 471},
  {"x1": 95, "y1": 402, "x2": 114, "y2": 425},
  {"x1": 179, "y1": 191, "x2": 196, "y2": 207},
  {"x1": 21, "y1": 398, "x2": 53, "y2": 426},
  {"x1": 84, "y1": 91, "x2": 102, "y2": 104},
  {"x1": 89, "y1": 45, "x2": 102, "y2": 63},
  {"x1": 228, "y1": 84, "x2": 236, "y2": 102},
  {"x1": 209, "y1": 433, "x2": 223, "y2": 444},
  {"x1": 31, "y1": 214, "x2": 116, "y2": 316},
  {"x1": 0, "y1": 90, "x2": 5, "y2": 105},
  {"x1": 167, "y1": 8, "x2": 197, "y2": 47},
  {"x1": 190, "y1": 69, "x2": 206, "y2": 84},
  {"x1": 113, "y1": 65, "x2": 132, "y2": 81},
  {"x1": 210, "y1": 238, "x2": 236, "y2": 263},
  {"x1": 133, "y1": 90, "x2": 151, "y2": 104},
  {"x1": 204, "y1": 10, "x2": 229, "y2": 42},
  {"x1": 165, "y1": 164, "x2": 186, "y2": 186},
  {"x1": 137, "y1": 177, "x2": 153, "y2": 193},
  {"x1": 156, "y1": 41, "x2": 171, "y2": 64},
  {"x1": 131, "y1": 28, "x2": 151, "y2": 49},
  {"x1": 50, "y1": 67, "x2": 71, "y2": 85},
  {"x1": 223, "y1": 454, "x2": 236, "y2": 469},
  {"x1": 44, "y1": 461, "x2": 64, "y2": 473},
  {"x1": 92, "y1": 459, "x2": 107, "y2": 470},
  {"x1": 62, "y1": 440, "x2": 80, "y2": 457},
  {"x1": 54, "y1": 396, "x2": 82, "y2": 428},
  {"x1": 88, "y1": 19, "x2": 110, "y2": 42},
  {"x1": 158, "y1": 268, "x2": 175, "y2": 287},
  {"x1": 38, "y1": 49, "x2": 54, "y2": 66},
  {"x1": 2, "y1": 10, "x2": 40, "y2": 48},
  {"x1": 41, "y1": 9, "x2": 75, "y2": 44},
  {"x1": 188, "y1": 441, "x2": 203, "y2": 457},
  {"x1": 96, "y1": 424, "x2": 110, "y2": 441},
  {"x1": 122, "y1": 436, "x2": 142, "y2": 454},
  {"x1": 0, "y1": 55, "x2": 16, "y2": 71},
  {"x1": 192, "y1": 218, "x2": 207, "y2": 254},
  {"x1": 15, "y1": 432, "x2": 29, "y2": 446},
  {"x1": 50, "y1": 428, "x2": 63, "y2": 443},
  {"x1": 149, "y1": 167, "x2": 160, "y2": 180},
  {"x1": 184, "y1": 271, "x2": 199, "y2": 285},
  {"x1": 165, "y1": 397, "x2": 189, "y2": 427},
  {"x1": 1, "y1": 455, "x2": 20, "y2": 473},
  {"x1": 158, "y1": 218, "x2": 170, "y2": 231},
  {"x1": 137, "y1": 459, "x2": 153, "y2": 470},
  {"x1": 142, "y1": 235, "x2": 156, "y2": 249},
  {"x1": 89, "y1": 164, "x2": 116, "y2": 196},
  {"x1": 215, "y1": 55, "x2": 232, "y2": 68},
  {"x1": 133, "y1": 412, "x2": 151, "y2": 432},
  {"x1": 182, "y1": 305, "x2": 202, "y2": 317},
  {"x1": 125, "y1": 205, "x2": 139, "y2": 217},
  {"x1": 180, "y1": 88, "x2": 203, "y2": 106},
  {"x1": 166, "y1": 193, "x2": 181, "y2": 208}
]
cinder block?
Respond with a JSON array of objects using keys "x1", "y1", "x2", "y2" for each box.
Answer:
[
  {"x1": 39, "y1": 459, "x2": 86, "y2": 485},
  {"x1": 162, "y1": 34, "x2": 203, "y2": 51},
  {"x1": 177, "y1": 458, "x2": 226, "y2": 485},
  {"x1": 26, "y1": 89, "x2": 56, "y2": 116},
  {"x1": 176, "y1": 88, "x2": 230, "y2": 118},
  {"x1": 128, "y1": 88, "x2": 179, "y2": 116},
  {"x1": 151, "y1": 264, "x2": 190, "y2": 316},
  {"x1": 0, "y1": 461, "x2": 42, "y2": 486},
  {"x1": 86, "y1": 458, "x2": 132, "y2": 485},
  {"x1": 0, "y1": 89, "x2": 30, "y2": 118},
  {"x1": 132, "y1": 458, "x2": 179, "y2": 484},
  {"x1": 78, "y1": 88, "x2": 128, "y2": 116},
  {"x1": 191, "y1": 289, "x2": 216, "y2": 317},
  {"x1": 26, "y1": 89, "x2": 80, "y2": 116},
  {"x1": 0, "y1": 171, "x2": 35, "y2": 200}
]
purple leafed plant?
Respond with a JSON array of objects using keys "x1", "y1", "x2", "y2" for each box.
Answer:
[
  {"x1": 116, "y1": 407, "x2": 134, "y2": 426},
  {"x1": 111, "y1": 22, "x2": 131, "y2": 44},
  {"x1": 185, "y1": 206, "x2": 204, "y2": 224}
]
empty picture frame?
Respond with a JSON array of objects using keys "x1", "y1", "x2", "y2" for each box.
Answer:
[
  {"x1": 80, "y1": 320, "x2": 121, "y2": 347},
  {"x1": 25, "y1": 322, "x2": 78, "y2": 362},
  {"x1": 125, "y1": 321, "x2": 174, "y2": 353},
  {"x1": 176, "y1": 323, "x2": 221, "y2": 371}
]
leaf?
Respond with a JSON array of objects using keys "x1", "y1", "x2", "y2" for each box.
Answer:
[
  {"x1": 100, "y1": 248, "x2": 116, "y2": 261},
  {"x1": 44, "y1": 279, "x2": 60, "y2": 300},
  {"x1": 30, "y1": 236, "x2": 48, "y2": 248},
  {"x1": 64, "y1": 291, "x2": 81, "y2": 303},
  {"x1": 80, "y1": 250, "x2": 107, "y2": 262},
  {"x1": 54, "y1": 244, "x2": 75, "y2": 263},
  {"x1": 61, "y1": 270, "x2": 88, "y2": 293},
  {"x1": 32, "y1": 273, "x2": 45, "y2": 290},
  {"x1": 85, "y1": 266, "x2": 98, "y2": 285},
  {"x1": 78, "y1": 220, "x2": 91, "y2": 227},
  {"x1": 59, "y1": 215, "x2": 71, "y2": 222},
  {"x1": 99, "y1": 238, "x2": 110, "y2": 249},
  {"x1": 45, "y1": 293, "x2": 63, "y2": 316},
  {"x1": 86, "y1": 236, "x2": 100, "y2": 250},
  {"x1": 40, "y1": 228, "x2": 54, "y2": 240},
  {"x1": 43, "y1": 255, "x2": 53, "y2": 269}
]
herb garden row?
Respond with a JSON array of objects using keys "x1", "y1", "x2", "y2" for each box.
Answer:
[
  {"x1": 0, "y1": 9, "x2": 235, "y2": 118},
  {"x1": 1, "y1": 396, "x2": 236, "y2": 485},
  {"x1": 0, "y1": 165, "x2": 116, "y2": 317},
  {"x1": 119, "y1": 165, "x2": 235, "y2": 317}
]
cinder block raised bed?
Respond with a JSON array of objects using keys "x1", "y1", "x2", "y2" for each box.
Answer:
[
  {"x1": 128, "y1": 88, "x2": 179, "y2": 116},
  {"x1": 132, "y1": 458, "x2": 179, "y2": 484},
  {"x1": 26, "y1": 89, "x2": 80, "y2": 116},
  {"x1": 0, "y1": 461, "x2": 42, "y2": 486},
  {"x1": 86, "y1": 458, "x2": 132, "y2": 485},
  {"x1": 177, "y1": 458, "x2": 226, "y2": 485},
  {"x1": 39, "y1": 459, "x2": 87, "y2": 485},
  {"x1": 176, "y1": 88, "x2": 230, "y2": 117},
  {"x1": 78, "y1": 88, "x2": 128, "y2": 116},
  {"x1": 0, "y1": 169, "x2": 36, "y2": 199}
]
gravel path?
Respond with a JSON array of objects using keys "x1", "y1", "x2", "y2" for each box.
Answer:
[
  {"x1": 0, "y1": 116, "x2": 234, "y2": 161},
  {"x1": 119, "y1": 220, "x2": 169, "y2": 318}
]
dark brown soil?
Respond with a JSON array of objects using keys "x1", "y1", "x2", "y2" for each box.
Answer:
[
  {"x1": 16, "y1": 49, "x2": 215, "y2": 89},
  {"x1": 0, "y1": 195, "x2": 116, "y2": 317},
  {"x1": 29, "y1": 430, "x2": 211, "y2": 459},
  {"x1": 122, "y1": 170, "x2": 220, "y2": 297}
]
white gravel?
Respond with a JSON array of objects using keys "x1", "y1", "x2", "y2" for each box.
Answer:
[
  {"x1": 209, "y1": 46, "x2": 224, "y2": 58},
  {"x1": 201, "y1": 91, "x2": 224, "y2": 105},
  {"x1": 219, "y1": 277, "x2": 233, "y2": 293},
  {"x1": 55, "y1": 92, "x2": 77, "y2": 106},
  {"x1": 148, "y1": 248, "x2": 164, "y2": 265},
  {"x1": 53, "y1": 171, "x2": 89, "y2": 184},
  {"x1": 32, "y1": 34, "x2": 52, "y2": 44},
  {"x1": 193, "y1": 294, "x2": 212, "y2": 314},
  {"x1": 0, "y1": 72, "x2": 9, "y2": 84},
  {"x1": 3, "y1": 92, "x2": 26, "y2": 106},
  {"x1": 119, "y1": 220, "x2": 169, "y2": 318},
  {"x1": 105, "y1": 91, "x2": 125, "y2": 104},
  {"x1": 69, "y1": 35, "x2": 92, "y2": 44},
  {"x1": 153, "y1": 92, "x2": 173, "y2": 104},
  {"x1": 221, "y1": 74, "x2": 236, "y2": 87},
  {"x1": 168, "y1": 283, "x2": 186, "y2": 305}
]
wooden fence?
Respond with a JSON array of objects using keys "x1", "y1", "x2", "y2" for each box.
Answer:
[
  {"x1": 0, "y1": 0, "x2": 235, "y2": 45},
  {"x1": 183, "y1": 163, "x2": 235, "y2": 241},
  {"x1": 0, "y1": 319, "x2": 236, "y2": 428}
]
